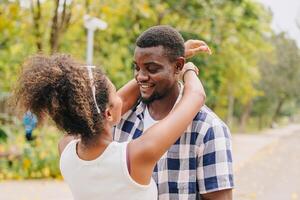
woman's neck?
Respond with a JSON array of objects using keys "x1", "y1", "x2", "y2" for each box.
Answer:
[{"x1": 77, "y1": 126, "x2": 113, "y2": 161}]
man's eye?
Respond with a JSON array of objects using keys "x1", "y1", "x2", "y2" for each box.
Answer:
[
  {"x1": 148, "y1": 66, "x2": 159, "y2": 73},
  {"x1": 148, "y1": 69, "x2": 157, "y2": 73},
  {"x1": 132, "y1": 63, "x2": 139, "y2": 71}
]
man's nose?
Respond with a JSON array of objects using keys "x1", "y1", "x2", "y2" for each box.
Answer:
[{"x1": 135, "y1": 70, "x2": 149, "y2": 82}]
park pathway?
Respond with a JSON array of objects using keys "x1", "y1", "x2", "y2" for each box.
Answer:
[{"x1": 233, "y1": 124, "x2": 300, "y2": 200}]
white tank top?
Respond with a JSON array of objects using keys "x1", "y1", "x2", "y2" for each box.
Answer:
[{"x1": 60, "y1": 140, "x2": 157, "y2": 200}]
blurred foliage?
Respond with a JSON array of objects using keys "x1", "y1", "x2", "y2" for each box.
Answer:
[
  {"x1": 0, "y1": 0, "x2": 300, "y2": 179},
  {"x1": 0, "y1": 124, "x2": 62, "y2": 180},
  {"x1": 253, "y1": 33, "x2": 300, "y2": 125},
  {"x1": 0, "y1": 128, "x2": 7, "y2": 143}
]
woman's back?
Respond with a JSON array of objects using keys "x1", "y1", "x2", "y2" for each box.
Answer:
[{"x1": 60, "y1": 140, "x2": 157, "y2": 200}]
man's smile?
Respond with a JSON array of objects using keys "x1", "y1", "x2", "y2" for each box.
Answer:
[{"x1": 139, "y1": 83, "x2": 154, "y2": 88}]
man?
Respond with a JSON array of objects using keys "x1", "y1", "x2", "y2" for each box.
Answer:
[{"x1": 114, "y1": 25, "x2": 233, "y2": 200}]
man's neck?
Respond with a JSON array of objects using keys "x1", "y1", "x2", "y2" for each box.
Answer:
[{"x1": 147, "y1": 83, "x2": 180, "y2": 121}]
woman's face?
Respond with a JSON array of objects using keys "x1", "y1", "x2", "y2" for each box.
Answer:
[{"x1": 107, "y1": 79, "x2": 123, "y2": 126}]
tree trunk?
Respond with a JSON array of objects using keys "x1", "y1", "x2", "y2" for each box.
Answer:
[
  {"x1": 226, "y1": 89, "x2": 234, "y2": 127},
  {"x1": 239, "y1": 100, "x2": 253, "y2": 132},
  {"x1": 258, "y1": 114, "x2": 263, "y2": 130},
  {"x1": 50, "y1": 0, "x2": 59, "y2": 53},
  {"x1": 50, "y1": 0, "x2": 72, "y2": 54},
  {"x1": 85, "y1": 0, "x2": 91, "y2": 13},
  {"x1": 30, "y1": 0, "x2": 43, "y2": 51},
  {"x1": 272, "y1": 98, "x2": 285, "y2": 123}
]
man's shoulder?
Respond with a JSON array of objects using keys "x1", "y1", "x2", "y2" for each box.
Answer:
[
  {"x1": 194, "y1": 105, "x2": 228, "y2": 128},
  {"x1": 191, "y1": 105, "x2": 230, "y2": 139}
]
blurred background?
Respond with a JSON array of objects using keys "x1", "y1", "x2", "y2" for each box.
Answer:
[{"x1": 0, "y1": 0, "x2": 299, "y2": 199}]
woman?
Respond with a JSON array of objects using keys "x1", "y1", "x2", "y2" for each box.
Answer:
[{"x1": 15, "y1": 50, "x2": 206, "y2": 199}]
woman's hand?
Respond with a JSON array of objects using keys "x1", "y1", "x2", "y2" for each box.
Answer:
[
  {"x1": 180, "y1": 62, "x2": 199, "y2": 82},
  {"x1": 184, "y1": 40, "x2": 212, "y2": 59}
]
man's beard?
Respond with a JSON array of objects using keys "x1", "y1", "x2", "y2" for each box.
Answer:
[{"x1": 141, "y1": 92, "x2": 164, "y2": 104}]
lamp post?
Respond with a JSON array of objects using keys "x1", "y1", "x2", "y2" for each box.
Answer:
[{"x1": 84, "y1": 15, "x2": 107, "y2": 65}]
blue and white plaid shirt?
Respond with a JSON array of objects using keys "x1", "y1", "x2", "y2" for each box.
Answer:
[{"x1": 113, "y1": 94, "x2": 234, "y2": 200}]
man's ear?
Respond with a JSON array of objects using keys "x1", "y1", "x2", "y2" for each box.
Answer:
[
  {"x1": 104, "y1": 107, "x2": 113, "y2": 122},
  {"x1": 175, "y1": 57, "x2": 185, "y2": 73}
]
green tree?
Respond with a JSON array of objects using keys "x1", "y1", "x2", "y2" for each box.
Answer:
[
  {"x1": 1, "y1": 0, "x2": 278, "y2": 129},
  {"x1": 256, "y1": 33, "x2": 300, "y2": 124}
]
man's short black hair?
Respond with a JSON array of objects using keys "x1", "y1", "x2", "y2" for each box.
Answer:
[{"x1": 136, "y1": 25, "x2": 185, "y2": 61}]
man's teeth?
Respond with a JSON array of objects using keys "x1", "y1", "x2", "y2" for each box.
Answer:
[{"x1": 140, "y1": 84, "x2": 152, "y2": 88}]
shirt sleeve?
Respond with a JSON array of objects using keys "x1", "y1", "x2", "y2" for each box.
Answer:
[{"x1": 197, "y1": 124, "x2": 234, "y2": 194}]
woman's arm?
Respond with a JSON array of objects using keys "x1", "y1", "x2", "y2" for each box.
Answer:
[
  {"x1": 129, "y1": 62, "x2": 206, "y2": 184},
  {"x1": 117, "y1": 79, "x2": 140, "y2": 115}
]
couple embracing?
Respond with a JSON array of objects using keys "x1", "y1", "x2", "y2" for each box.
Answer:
[{"x1": 15, "y1": 25, "x2": 233, "y2": 200}]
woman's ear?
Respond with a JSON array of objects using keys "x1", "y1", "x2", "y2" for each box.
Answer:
[{"x1": 104, "y1": 107, "x2": 113, "y2": 122}]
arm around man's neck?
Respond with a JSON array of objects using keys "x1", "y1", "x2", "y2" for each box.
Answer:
[{"x1": 117, "y1": 79, "x2": 140, "y2": 115}]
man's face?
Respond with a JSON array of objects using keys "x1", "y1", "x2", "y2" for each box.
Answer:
[{"x1": 133, "y1": 46, "x2": 178, "y2": 104}]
